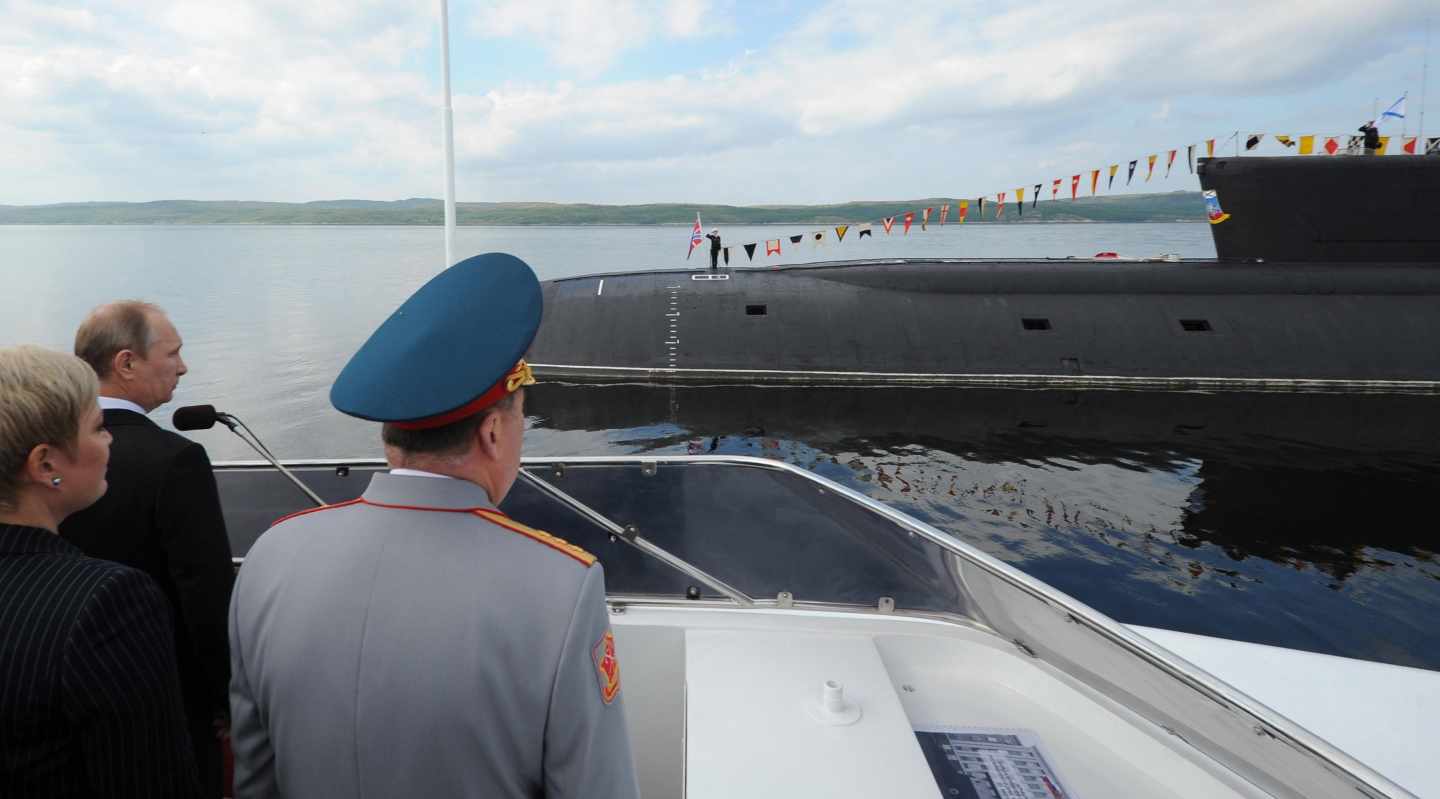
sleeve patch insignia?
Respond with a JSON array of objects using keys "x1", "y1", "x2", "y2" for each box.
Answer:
[{"x1": 591, "y1": 630, "x2": 620, "y2": 705}]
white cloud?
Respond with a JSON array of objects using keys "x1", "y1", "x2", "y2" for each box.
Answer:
[
  {"x1": 472, "y1": 0, "x2": 712, "y2": 76},
  {"x1": 0, "y1": 0, "x2": 1430, "y2": 204},
  {"x1": 0, "y1": 0, "x2": 441, "y2": 200},
  {"x1": 457, "y1": 0, "x2": 1419, "y2": 153}
]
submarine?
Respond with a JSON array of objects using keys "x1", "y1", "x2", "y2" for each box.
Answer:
[{"x1": 527, "y1": 156, "x2": 1440, "y2": 391}]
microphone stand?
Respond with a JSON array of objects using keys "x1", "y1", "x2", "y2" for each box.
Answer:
[{"x1": 216, "y1": 413, "x2": 326, "y2": 508}]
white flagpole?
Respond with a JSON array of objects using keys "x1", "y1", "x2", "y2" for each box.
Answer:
[
  {"x1": 1421, "y1": 14, "x2": 1432, "y2": 143},
  {"x1": 438, "y1": 0, "x2": 457, "y2": 270}
]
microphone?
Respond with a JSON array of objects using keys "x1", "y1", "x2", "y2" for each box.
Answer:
[
  {"x1": 172, "y1": 405, "x2": 325, "y2": 508},
  {"x1": 173, "y1": 404, "x2": 221, "y2": 431}
]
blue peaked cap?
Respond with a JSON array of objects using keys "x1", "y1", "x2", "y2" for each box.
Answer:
[{"x1": 330, "y1": 252, "x2": 543, "y2": 425}]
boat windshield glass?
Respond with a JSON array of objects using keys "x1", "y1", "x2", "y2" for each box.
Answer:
[
  {"x1": 503, "y1": 458, "x2": 969, "y2": 614},
  {"x1": 218, "y1": 457, "x2": 970, "y2": 615}
]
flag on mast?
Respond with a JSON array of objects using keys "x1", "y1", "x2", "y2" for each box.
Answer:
[
  {"x1": 687, "y1": 214, "x2": 704, "y2": 259},
  {"x1": 1379, "y1": 93, "x2": 1406, "y2": 123}
]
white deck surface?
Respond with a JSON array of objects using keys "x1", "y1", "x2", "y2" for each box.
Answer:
[
  {"x1": 685, "y1": 629, "x2": 939, "y2": 798},
  {"x1": 616, "y1": 607, "x2": 1271, "y2": 799},
  {"x1": 1134, "y1": 625, "x2": 1440, "y2": 799}
]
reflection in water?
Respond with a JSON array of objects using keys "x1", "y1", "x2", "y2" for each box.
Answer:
[{"x1": 525, "y1": 384, "x2": 1440, "y2": 669}]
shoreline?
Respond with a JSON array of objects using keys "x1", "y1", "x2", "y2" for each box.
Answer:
[{"x1": 1, "y1": 219, "x2": 1208, "y2": 228}]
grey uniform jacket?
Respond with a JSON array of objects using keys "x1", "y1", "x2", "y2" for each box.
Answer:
[{"x1": 228, "y1": 473, "x2": 639, "y2": 799}]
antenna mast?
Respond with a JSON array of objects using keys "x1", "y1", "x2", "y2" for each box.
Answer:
[
  {"x1": 1422, "y1": 14, "x2": 1432, "y2": 142},
  {"x1": 438, "y1": 0, "x2": 457, "y2": 269}
]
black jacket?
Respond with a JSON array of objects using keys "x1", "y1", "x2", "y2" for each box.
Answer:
[
  {"x1": 0, "y1": 523, "x2": 201, "y2": 797},
  {"x1": 60, "y1": 409, "x2": 234, "y2": 787}
]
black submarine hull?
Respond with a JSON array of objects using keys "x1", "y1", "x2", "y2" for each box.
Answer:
[
  {"x1": 527, "y1": 156, "x2": 1440, "y2": 390},
  {"x1": 527, "y1": 258, "x2": 1440, "y2": 389}
]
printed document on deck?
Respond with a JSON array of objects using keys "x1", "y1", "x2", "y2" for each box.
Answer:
[{"x1": 913, "y1": 726, "x2": 1075, "y2": 799}]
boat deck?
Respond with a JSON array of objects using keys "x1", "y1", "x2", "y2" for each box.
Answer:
[
  {"x1": 615, "y1": 605, "x2": 1272, "y2": 798},
  {"x1": 216, "y1": 457, "x2": 1427, "y2": 798}
]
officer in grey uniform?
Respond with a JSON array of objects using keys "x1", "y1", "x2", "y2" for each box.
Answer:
[{"x1": 228, "y1": 253, "x2": 639, "y2": 798}]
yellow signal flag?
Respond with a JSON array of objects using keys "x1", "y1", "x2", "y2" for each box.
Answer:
[
  {"x1": 956, "y1": 199, "x2": 969, "y2": 223},
  {"x1": 1090, "y1": 169, "x2": 1100, "y2": 195},
  {"x1": 1146, "y1": 154, "x2": 1157, "y2": 181},
  {"x1": 1016, "y1": 187, "x2": 1025, "y2": 204},
  {"x1": 1376, "y1": 136, "x2": 1390, "y2": 155},
  {"x1": 1299, "y1": 135, "x2": 1315, "y2": 155}
]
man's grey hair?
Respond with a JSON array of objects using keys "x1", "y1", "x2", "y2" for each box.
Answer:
[
  {"x1": 0, "y1": 346, "x2": 99, "y2": 511},
  {"x1": 74, "y1": 300, "x2": 164, "y2": 379}
]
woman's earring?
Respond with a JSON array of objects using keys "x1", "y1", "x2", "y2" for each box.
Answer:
[{"x1": 50, "y1": 476, "x2": 63, "y2": 487}]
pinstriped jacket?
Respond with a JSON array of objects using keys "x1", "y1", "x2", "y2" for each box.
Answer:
[
  {"x1": 228, "y1": 473, "x2": 639, "y2": 799},
  {"x1": 0, "y1": 523, "x2": 200, "y2": 797}
]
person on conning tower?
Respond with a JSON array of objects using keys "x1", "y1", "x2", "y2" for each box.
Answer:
[
  {"x1": 1358, "y1": 120, "x2": 1381, "y2": 154},
  {"x1": 706, "y1": 228, "x2": 722, "y2": 270},
  {"x1": 227, "y1": 253, "x2": 640, "y2": 799}
]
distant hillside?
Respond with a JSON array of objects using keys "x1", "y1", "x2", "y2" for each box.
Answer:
[{"x1": 0, "y1": 193, "x2": 1207, "y2": 225}]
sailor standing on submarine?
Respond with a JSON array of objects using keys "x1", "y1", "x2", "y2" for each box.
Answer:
[{"x1": 228, "y1": 253, "x2": 640, "y2": 799}]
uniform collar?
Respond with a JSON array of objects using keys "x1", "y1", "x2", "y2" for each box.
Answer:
[
  {"x1": 362, "y1": 471, "x2": 499, "y2": 511},
  {"x1": 388, "y1": 468, "x2": 454, "y2": 480},
  {"x1": 98, "y1": 396, "x2": 148, "y2": 416},
  {"x1": 0, "y1": 523, "x2": 78, "y2": 556}
]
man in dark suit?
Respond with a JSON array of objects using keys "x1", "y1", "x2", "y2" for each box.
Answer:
[{"x1": 61, "y1": 301, "x2": 235, "y2": 798}]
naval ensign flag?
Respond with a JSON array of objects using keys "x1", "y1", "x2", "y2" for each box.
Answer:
[{"x1": 687, "y1": 214, "x2": 704, "y2": 259}]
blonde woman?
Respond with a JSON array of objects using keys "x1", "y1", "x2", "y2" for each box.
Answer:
[{"x1": 0, "y1": 345, "x2": 200, "y2": 798}]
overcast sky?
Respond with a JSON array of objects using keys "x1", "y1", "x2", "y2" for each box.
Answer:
[{"x1": 2, "y1": 0, "x2": 1433, "y2": 205}]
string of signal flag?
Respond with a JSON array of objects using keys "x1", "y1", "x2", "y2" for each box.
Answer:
[{"x1": 688, "y1": 129, "x2": 1440, "y2": 265}]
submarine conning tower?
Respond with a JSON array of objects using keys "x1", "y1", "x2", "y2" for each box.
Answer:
[{"x1": 1198, "y1": 155, "x2": 1440, "y2": 264}]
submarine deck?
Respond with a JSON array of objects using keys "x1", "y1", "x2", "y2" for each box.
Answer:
[{"x1": 527, "y1": 258, "x2": 1440, "y2": 391}]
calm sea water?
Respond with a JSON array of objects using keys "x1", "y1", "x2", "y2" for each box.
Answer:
[{"x1": 7, "y1": 223, "x2": 1438, "y2": 669}]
